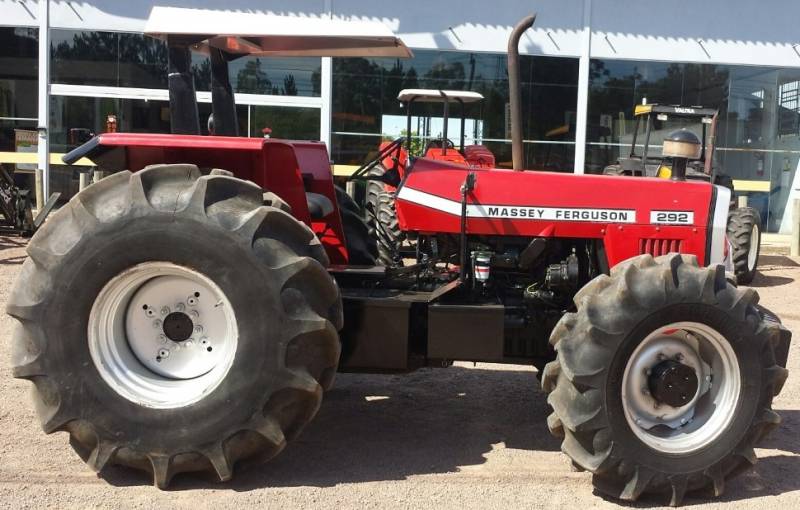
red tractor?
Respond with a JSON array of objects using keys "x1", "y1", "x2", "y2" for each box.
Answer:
[
  {"x1": 358, "y1": 88, "x2": 495, "y2": 265},
  {"x1": 7, "y1": 11, "x2": 790, "y2": 506}
]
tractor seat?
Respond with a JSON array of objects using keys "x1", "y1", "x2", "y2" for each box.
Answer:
[{"x1": 305, "y1": 192, "x2": 334, "y2": 219}]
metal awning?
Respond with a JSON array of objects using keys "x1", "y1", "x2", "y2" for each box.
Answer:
[
  {"x1": 144, "y1": 6, "x2": 412, "y2": 58},
  {"x1": 397, "y1": 89, "x2": 485, "y2": 103}
]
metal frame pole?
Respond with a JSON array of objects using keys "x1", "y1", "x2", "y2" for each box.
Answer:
[
  {"x1": 572, "y1": 0, "x2": 592, "y2": 174},
  {"x1": 320, "y1": 56, "x2": 333, "y2": 151},
  {"x1": 320, "y1": 0, "x2": 333, "y2": 152},
  {"x1": 37, "y1": 0, "x2": 50, "y2": 209},
  {"x1": 792, "y1": 198, "x2": 800, "y2": 257}
]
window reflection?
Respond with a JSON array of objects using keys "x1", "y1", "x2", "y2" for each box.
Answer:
[
  {"x1": 0, "y1": 27, "x2": 38, "y2": 119},
  {"x1": 332, "y1": 51, "x2": 579, "y2": 170},
  {"x1": 191, "y1": 54, "x2": 321, "y2": 97},
  {"x1": 50, "y1": 30, "x2": 321, "y2": 97}
]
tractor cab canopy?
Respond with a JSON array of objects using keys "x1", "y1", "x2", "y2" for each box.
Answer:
[
  {"x1": 396, "y1": 89, "x2": 486, "y2": 154},
  {"x1": 145, "y1": 6, "x2": 412, "y2": 58},
  {"x1": 397, "y1": 89, "x2": 485, "y2": 104},
  {"x1": 634, "y1": 104, "x2": 718, "y2": 119},
  {"x1": 624, "y1": 104, "x2": 719, "y2": 178},
  {"x1": 138, "y1": 7, "x2": 412, "y2": 137}
]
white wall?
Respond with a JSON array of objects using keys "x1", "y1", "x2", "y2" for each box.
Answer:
[{"x1": 3, "y1": 0, "x2": 799, "y2": 67}]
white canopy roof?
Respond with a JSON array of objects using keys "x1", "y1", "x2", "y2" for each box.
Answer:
[
  {"x1": 144, "y1": 6, "x2": 412, "y2": 58},
  {"x1": 397, "y1": 89, "x2": 485, "y2": 103}
]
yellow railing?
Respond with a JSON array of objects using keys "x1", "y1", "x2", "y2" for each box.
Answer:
[
  {"x1": 0, "y1": 151, "x2": 95, "y2": 167},
  {"x1": 0, "y1": 153, "x2": 777, "y2": 191}
]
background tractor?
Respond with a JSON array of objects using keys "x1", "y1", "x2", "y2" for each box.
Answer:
[
  {"x1": 7, "y1": 9, "x2": 790, "y2": 506},
  {"x1": 603, "y1": 104, "x2": 762, "y2": 283},
  {"x1": 353, "y1": 88, "x2": 496, "y2": 265}
]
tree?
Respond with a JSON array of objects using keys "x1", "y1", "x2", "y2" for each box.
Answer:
[
  {"x1": 236, "y1": 58, "x2": 273, "y2": 94},
  {"x1": 283, "y1": 74, "x2": 298, "y2": 96}
]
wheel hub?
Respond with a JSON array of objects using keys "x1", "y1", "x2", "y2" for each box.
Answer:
[
  {"x1": 648, "y1": 359, "x2": 699, "y2": 408},
  {"x1": 163, "y1": 312, "x2": 194, "y2": 343},
  {"x1": 621, "y1": 322, "x2": 741, "y2": 454},
  {"x1": 88, "y1": 262, "x2": 238, "y2": 408}
]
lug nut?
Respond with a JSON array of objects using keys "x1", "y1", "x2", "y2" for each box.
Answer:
[
  {"x1": 153, "y1": 319, "x2": 162, "y2": 328},
  {"x1": 161, "y1": 306, "x2": 170, "y2": 315},
  {"x1": 194, "y1": 324, "x2": 203, "y2": 334},
  {"x1": 158, "y1": 334, "x2": 167, "y2": 343},
  {"x1": 176, "y1": 303, "x2": 186, "y2": 312},
  {"x1": 675, "y1": 353, "x2": 684, "y2": 362},
  {"x1": 190, "y1": 310, "x2": 200, "y2": 318}
]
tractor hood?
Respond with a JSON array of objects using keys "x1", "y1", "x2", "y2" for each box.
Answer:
[{"x1": 395, "y1": 158, "x2": 730, "y2": 267}]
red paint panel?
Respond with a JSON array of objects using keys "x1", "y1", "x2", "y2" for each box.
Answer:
[{"x1": 396, "y1": 157, "x2": 713, "y2": 267}]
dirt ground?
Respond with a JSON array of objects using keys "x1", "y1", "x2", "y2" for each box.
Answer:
[{"x1": 1, "y1": 234, "x2": 799, "y2": 510}]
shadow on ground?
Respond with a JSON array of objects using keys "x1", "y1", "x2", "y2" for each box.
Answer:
[
  {"x1": 748, "y1": 255, "x2": 799, "y2": 288},
  {"x1": 0, "y1": 235, "x2": 26, "y2": 265},
  {"x1": 101, "y1": 365, "x2": 558, "y2": 489},
  {"x1": 591, "y1": 408, "x2": 800, "y2": 508}
]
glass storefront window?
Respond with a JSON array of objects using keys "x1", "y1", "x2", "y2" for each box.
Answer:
[
  {"x1": 331, "y1": 50, "x2": 579, "y2": 170},
  {"x1": 51, "y1": 30, "x2": 168, "y2": 89},
  {"x1": 192, "y1": 55, "x2": 321, "y2": 97},
  {"x1": 51, "y1": 30, "x2": 321, "y2": 97},
  {"x1": 0, "y1": 27, "x2": 38, "y2": 120},
  {"x1": 250, "y1": 105, "x2": 320, "y2": 140}
]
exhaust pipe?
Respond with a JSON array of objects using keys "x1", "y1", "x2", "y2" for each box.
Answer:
[{"x1": 507, "y1": 14, "x2": 536, "y2": 171}]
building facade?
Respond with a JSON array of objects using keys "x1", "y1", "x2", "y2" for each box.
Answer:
[{"x1": 2, "y1": 0, "x2": 800, "y2": 232}]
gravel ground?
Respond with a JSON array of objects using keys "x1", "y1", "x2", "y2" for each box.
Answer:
[{"x1": 1, "y1": 234, "x2": 799, "y2": 509}]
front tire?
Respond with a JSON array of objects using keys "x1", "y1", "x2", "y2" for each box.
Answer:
[
  {"x1": 374, "y1": 191, "x2": 405, "y2": 267},
  {"x1": 727, "y1": 207, "x2": 761, "y2": 285},
  {"x1": 7, "y1": 164, "x2": 343, "y2": 487},
  {"x1": 542, "y1": 254, "x2": 788, "y2": 505}
]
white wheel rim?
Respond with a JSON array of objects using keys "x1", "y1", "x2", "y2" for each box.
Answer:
[
  {"x1": 747, "y1": 223, "x2": 760, "y2": 271},
  {"x1": 621, "y1": 322, "x2": 740, "y2": 454},
  {"x1": 89, "y1": 262, "x2": 238, "y2": 409}
]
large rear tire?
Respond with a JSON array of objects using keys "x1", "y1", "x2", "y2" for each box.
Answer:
[
  {"x1": 542, "y1": 254, "x2": 788, "y2": 506},
  {"x1": 727, "y1": 207, "x2": 761, "y2": 285},
  {"x1": 7, "y1": 164, "x2": 343, "y2": 488}
]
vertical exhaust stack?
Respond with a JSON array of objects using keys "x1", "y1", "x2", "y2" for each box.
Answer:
[
  {"x1": 209, "y1": 48, "x2": 239, "y2": 136},
  {"x1": 167, "y1": 38, "x2": 201, "y2": 135},
  {"x1": 507, "y1": 14, "x2": 536, "y2": 171},
  {"x1": 167, "y1": 40, "x2": 239, "y2": 136}
]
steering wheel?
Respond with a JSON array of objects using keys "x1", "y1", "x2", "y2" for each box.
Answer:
[{"x1": 425, "y1": 138, "x2": 456, "y2": 151}]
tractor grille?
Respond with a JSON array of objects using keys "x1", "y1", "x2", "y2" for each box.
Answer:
[{"x1": 639, "y1": 238, "x2": 683, "y2": 257}]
